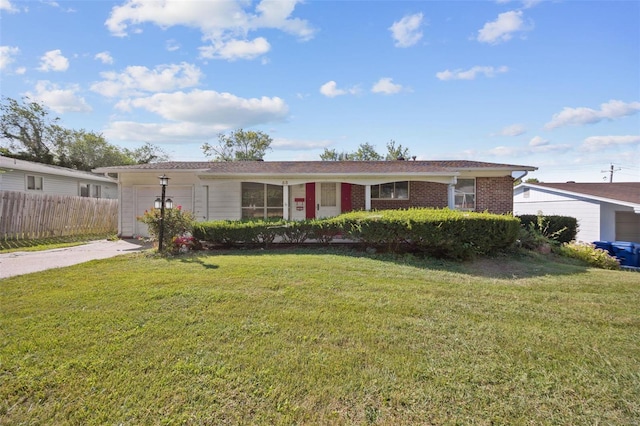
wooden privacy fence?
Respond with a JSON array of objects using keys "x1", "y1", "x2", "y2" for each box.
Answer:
[{"x1": 0, "y1": 190, "x2": 118, "y2": 241}]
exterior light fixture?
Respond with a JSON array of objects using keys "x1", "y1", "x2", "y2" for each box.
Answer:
[{"x1": 157, "y1": 175, "x2": 170, "y2": 252}]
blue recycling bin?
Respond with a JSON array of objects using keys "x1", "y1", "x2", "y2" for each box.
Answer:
[
  {"x1": 593, "y1": 241, "x2": 613, "y2": 255},
  {"x1": 610, "y1": 242, "x2": 638, "y2": 267}
]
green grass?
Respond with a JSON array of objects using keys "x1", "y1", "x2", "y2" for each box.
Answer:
[
  {"x1": 0, "y1": 234, "x2": 117, "y2": 253},
  {"x1": 1, "y1": 248, "x2": 639, "y2": 424}
]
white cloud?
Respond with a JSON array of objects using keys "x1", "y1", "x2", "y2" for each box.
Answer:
[
  {"x1": 477, "y1": 10, "x2": 528, "y2": 44},
  {"x1": 166, "y1": 39, "x2": 181, "y2": 52},
  {"x1": 103, "y1": 121, "x2": 227, "y2": 144},
  {"x1": 105, "y1": 0, "x2": 314, "y2": 61},
  {"x1": 436, "y1": 65, "x2": 508, "y2": 81},
  {"x1": 121, "y1": 89, "x2": 289, "y2": 128},
  {"x1": 496, "y1": 123, "x2": 526, "y2": 136},
  {"x1": 371, "y1": 78, "x2": 403, "y2": 95},
  {"x1": 91, "y1": 62, "x2": 202, "y2": 98},
  {"x1": 199, "y1": 37, "x2": 270, "y2": 61},
  {"x1": 0, "y1": 0, "x2": 19, "y2": 12},
  {"x1": 529, "y1": 136, "x2": 549, "y2": 147},
  {"x1": 95, "y1": 51, "x2": 114, "y2": 65},
  {"x1": 581, "y1": 135, "x2": 640, "y2": 152},
  {"x1": 545, "y1": 100, "x2": 640, "y2": 130},
  {"x1": 488, "y1": 139, "x2": 571, "y2": 158},
  {"x1": 0, "y1": 46, "x2": 19, "y2": 70},
  {"x1": 24, "y1": 80, "x2": 92, "y2": 113},
  {"x1": 389, "y1": 13, "x2": 424, "y2": 48},
  {"x1": 38, "y1": 49, "x2": 69, "y2": 72},
  {"x1": 319, "y1": 81, "x2": 359, "y2": 98}
]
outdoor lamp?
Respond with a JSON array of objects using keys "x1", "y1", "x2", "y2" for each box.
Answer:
[
  {"x1": 165, "y1": 198, "x2": 173, "y2": 209},
  {"x1": 157, "y1": 174, "x2": 170, "y2": 252}
]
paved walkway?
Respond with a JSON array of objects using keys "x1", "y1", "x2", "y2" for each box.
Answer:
[{"x1": 0, "y1": 239, "x2": 150, "y2": 279}]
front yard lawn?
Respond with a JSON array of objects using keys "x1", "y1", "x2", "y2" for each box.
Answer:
[{"x1": 1, "y1": 249, "x2": 639, "y2": 424}]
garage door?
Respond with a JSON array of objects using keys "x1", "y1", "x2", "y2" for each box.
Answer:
[
  {"x1": 135, "y1": 186, "x2": 194, "y2": 237},
  {"x1": 616, "y1": 211, "x2": 640, "y2": 242}
]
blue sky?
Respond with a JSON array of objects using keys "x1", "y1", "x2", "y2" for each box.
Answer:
[{"x1": 1, "y1": 0, "x2": 638, "y2": 182}]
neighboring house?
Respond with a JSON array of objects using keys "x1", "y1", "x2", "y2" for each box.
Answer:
[
  {"x1": 0, "y1": 155, "x2": 118, "y2": 199},
  {"x1": 514, "y1": 182, "x2": 640, "y2": 243},
  {"x1": 94, "y1": 160, "x2": 536, "y2": 238}
]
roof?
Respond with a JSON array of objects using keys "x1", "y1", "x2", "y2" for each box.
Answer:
[
  {"x1": 521, "y1": 182, "x2": 640, "y2": 206},
  {"x1": 0, "y1": 156, "x2": 117, "y2": 183},
  {"x1": 94, "y1": 160, "x2": 537, "y2": 175}
]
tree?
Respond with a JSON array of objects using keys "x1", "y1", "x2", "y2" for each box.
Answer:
[
  {"x1": 201, "y1": 129, "x2": 272, "y2": 161},
  {"x1": 123, "y1": 142, "x2": 170, "y2": 164},
  {"x1": 352, "y1": 142, "x2": 383, "y2": 161},
  {"x1": 61, "y1": 130, "x2": 135, "y2": 171},
  {"x1": 385, "y1": 140, "x2": 411, "y2": 161},
  {"x1": 0, "y1": 97, "x2": 61, "y2": 164},
  {"x1": 320, "y1": 148, "x2": 352, "y2": 161}
]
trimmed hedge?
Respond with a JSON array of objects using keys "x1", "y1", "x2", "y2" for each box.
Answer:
[
  {"x1": 517, "y1": 214, "x2": 578, "y2": 244},
  {"x1": 194, "y1": 208, "x2": 521, "y2": 260},
  {"x1": 330, "y1": 209, "x2": 520, "y2": 259}
]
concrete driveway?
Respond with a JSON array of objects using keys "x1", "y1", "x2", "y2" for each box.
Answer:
[{"x1": 0, "y1": 239, "x2": 150, "y2": 279}]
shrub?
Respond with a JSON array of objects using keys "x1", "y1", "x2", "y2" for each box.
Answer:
[
  {"x1": 137, "y1": 206, "x2": 195, "y2": 252},
  {"x1": 517, "y1": 214, "x2": 577, "y2": 244},
  {"x1": 556, "y1": 241, "x2": 621, "y2": 270},
  {"x1": 192, "y1": 219, "x2": 285, "y2": 247}
]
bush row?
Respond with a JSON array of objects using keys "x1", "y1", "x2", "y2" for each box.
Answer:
[
  {"x1": 193, "y1": 208, "x2": 521, "y2": 260},
  {"x1": 516, "y1": 214, "x2": 578, "y2": 244}
]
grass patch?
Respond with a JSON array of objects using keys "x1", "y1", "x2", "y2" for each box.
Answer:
[
  {"x1": 1, "y1": 249, "x2": 639, "y2": 424},
  {"x1": 0, "y1": 234, "x2": 117, "y2": 253}
]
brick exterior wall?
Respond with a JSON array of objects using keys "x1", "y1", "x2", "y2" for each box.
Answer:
[
  {"x1": 348, "y1": 177, "x2": 514, "y2": 214},
  {"x1": 350, "y1": 181, "x2": 448, "y2": 210},
  {"x1": 475, "y1": 176, "x2": 515, "y2": 214}
]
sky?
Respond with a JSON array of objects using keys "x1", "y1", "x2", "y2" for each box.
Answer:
[{"x1": 1, "y1": 0, "x2": 639, "y2": 183}]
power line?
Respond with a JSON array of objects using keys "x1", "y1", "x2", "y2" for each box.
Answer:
[{"x1": 601, "y1": 164, "x2": 621, "y2": 183}]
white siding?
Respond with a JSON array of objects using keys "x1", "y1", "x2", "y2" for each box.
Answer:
[
  {"x1": 0, "y1": 169, "x2": 117, "y2": 198},
  {"x1": 208, "y1": 180, "x2": 241, "y2": 220},
  {"x1": 514, "y1": 187, "x2": 601, "y2": 242},
  {"x1": 120, "y1": 186, "x2": 135, "y2": 237}
]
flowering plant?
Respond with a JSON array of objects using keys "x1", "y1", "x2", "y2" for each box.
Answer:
[
  {"x1": 173, "y1": 233, "x2": 201, "y2": 253},
  {"x1": 137, "y1": 205, "x2": 195, "y2": 252}
]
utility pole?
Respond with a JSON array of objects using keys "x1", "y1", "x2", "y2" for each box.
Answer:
[{"x1": 601, "y1": 164, "x2": 621, "y2": 183}]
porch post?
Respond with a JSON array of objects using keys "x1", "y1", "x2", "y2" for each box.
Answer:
[
  {"x1": 448, "y1": 183, "x2": 456, "y2": 209},
  {"x1": 282, "y1": 184, "x2": 290, "y2": 220},
  {"x1": 365, "y1": 185, "x2": 372, "y2": 211}
]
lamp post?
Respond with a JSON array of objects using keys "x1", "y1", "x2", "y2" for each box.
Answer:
[{"x1": 154, "y1": 175, "x2": 173, "y2": 252}]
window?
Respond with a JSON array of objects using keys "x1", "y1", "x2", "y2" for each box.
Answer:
[
  {"x1": 80, "y1": 183, "x2": 102, "y2": 198},
  {"x1": 523, "y1": 187, "x2": 530, "y2": 199},
  {"x1": 371, "y1": 181, "x2": 409, "y2": 199},
  {"x1": 242, "y1": 182, "x2": 283, "y2": 219},
  {"x1": 454, "y1": 178, "x2": 475, "y2": 210},
  {"x1": 26, "y1": 175, "x2": 43, "y2": 191}
]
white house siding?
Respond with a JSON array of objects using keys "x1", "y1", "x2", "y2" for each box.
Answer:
[
  {"x1": 513, "y1": 187, "x2": 601, "y2": 242},
  {"x1": 207, "y1": 180, "x2": 242, "y2": 220},
  {"x1": 0, "y1": 169, "x2": 117, "y2": 198},
  {"x1": 120, "y1": 186, "x2": 135, "y2": 238}
]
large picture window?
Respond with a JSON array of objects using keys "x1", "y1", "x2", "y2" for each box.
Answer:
[
  {"x1": 371, "y1": 181, "x2": 409, "y2": 199},
  {"x1": 454, "y1": 178, "x2": 475, "y2": 210},
  {"x1": 26, "y1": 175, "x2": 43, "y2": 191},
  {"x1": 242, "y1": 182, "x2": 283, "y2": 219}
]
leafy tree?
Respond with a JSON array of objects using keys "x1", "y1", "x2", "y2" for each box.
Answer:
[
  {"x1": 61, "y1": 130, "x2": 135, "y2": 171},
  {"x1": 320, "y1": 148, "x2": 352, "y2": 161},
  {"x1": 201, "y1": 129, "x2": 272, "y2": 161},
  {"x1": 352, "y1": 142, "x2": 383, "y2": 161},
  {"x1": 385, "y1": 139, "x2": 411, "y2": 161},
  {"x1": 123, "y1": 142, "x2": 170, "y2": 164},
  {"x1": 0, "y1": 97, "x2": 61, "y2": 164},
  {"x1": 1, "y1": 97, "x2": 171, "y2": 170}
]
